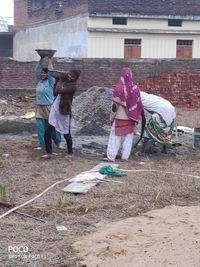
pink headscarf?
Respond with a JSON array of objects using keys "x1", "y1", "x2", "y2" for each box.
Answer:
[{"x1": 113, "y1": 67, "x2": 143, "y2": 122}]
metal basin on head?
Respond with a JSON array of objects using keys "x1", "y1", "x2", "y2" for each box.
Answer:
[{"x1": 35, "y1": 49, "x2": 57, "y2": 57}]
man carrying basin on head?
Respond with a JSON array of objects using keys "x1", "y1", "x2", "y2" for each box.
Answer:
[
  {"x1": 34, "y1": 50, "x2": 62, "y2": 150},
  {"x1": 42, "y1": 69, "x2": 81, "y2": 159}
]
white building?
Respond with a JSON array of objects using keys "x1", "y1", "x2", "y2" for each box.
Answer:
[{"x1": 13, "y1": 0, "x2": 200, "y2": 61}]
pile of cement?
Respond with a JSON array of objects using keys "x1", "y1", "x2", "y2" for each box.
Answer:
[{"x1": 73, "y1": 86, "x2": 112, "y2": 135}]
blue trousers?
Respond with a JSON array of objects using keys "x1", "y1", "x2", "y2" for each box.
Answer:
[{"x1": 36, "y1": 118, "x2": 61, "y2": 148}]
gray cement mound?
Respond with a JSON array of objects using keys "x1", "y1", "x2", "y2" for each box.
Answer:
[
  {"x1": 73, "y1": 86, "x2": 112, "y2": 134},
  {"x1": 75, "y1": 121, "x2": 108, "y2": 136}
]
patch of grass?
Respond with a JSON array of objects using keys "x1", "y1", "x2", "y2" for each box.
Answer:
[
  {"x1": 54, "y1": 192, "x2": 66, "y2": 209},
  {"x1": 0, "y1": 184, "x2": 7, "y2": 202}
]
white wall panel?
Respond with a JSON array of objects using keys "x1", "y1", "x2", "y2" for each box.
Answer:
[
  {"x1": 14, "y1": 15, "x2": 88, "y2": 61},
  {"x1": 88, "y1": 32, "x2": 200, "y2": 59},
  {"x1": 88, "y1": 33, "x2": 124, "y2": 58},
  {"x1": 192, "y1": 38, "x2": 200, "y2": 58},
  {"x1": 142, "y1": 36, "x2": 176, "y2": 58}
]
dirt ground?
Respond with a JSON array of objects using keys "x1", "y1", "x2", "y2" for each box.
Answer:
[
  {"x1": 1, "y1": 90, "x2": 200, "y2": 267},
  {"x1": 74, "y1": 205, "x2": 200, "y2": 267}
]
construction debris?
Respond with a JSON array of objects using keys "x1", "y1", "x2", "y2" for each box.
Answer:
[{"x1": 62, "y1": 162, "x2": 119, "y2": 194}]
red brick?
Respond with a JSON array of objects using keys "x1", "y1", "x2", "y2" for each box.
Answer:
[{"x1": 1, "y1": 58, "x2": 200, "y2": 109}]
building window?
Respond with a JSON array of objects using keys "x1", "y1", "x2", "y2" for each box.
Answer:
[
  {"x1": 124, "y1": 39, "x2": 141, "y2": 45},
  {"x1": 124, "y1": 39, "x2": 141, "y2": 59},
  {"x1": 177, "y1": 40, "x2": 193, "y2": 46},
  {"x1": 112, "y1": 17, "x2": 127, "y2": 25},
  {"x1": 176, "y1": 40, "x2": 193, "y2": 58},
  {"x1": 168, "y1": 19, "x2": 182, "y2": 27}
]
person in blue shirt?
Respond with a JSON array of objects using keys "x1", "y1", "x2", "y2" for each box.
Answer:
[{"x1": 34, "y1": 53, "x2": 61, "y2": 150}]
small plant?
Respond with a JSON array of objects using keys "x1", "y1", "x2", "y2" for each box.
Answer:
[
  {"x1": 54, "y1": 192, "x2": 65, "y2": 209},
  {"x1": 0, "y1": 144, "x2": 6, "y2": 154},
  {"x1": 0, "y1": 184, "x2": 6, "y2": 202}
]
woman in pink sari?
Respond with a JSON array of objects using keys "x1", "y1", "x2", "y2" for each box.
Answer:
[{"x1": 106, "y1": 67, "x2": 143, "y2": 161}]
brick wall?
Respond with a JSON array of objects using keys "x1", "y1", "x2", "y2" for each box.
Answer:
[
  {"x1": 1, "y1": 58, "x2": 200, "y2": 108},
  {"x1": 14, "y1": 0, "x2": 88, "y2": 28},
  {"x1": 14, "y1": 0, "x2": 28, "y2": 28}
]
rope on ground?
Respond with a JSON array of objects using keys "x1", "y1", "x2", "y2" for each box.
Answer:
[
  {"x1": 0, "y1": 168, "x2": 199, "y2": 221},
  {"x1": 0, "y1": 176, "x2": 70, "y2": 220},
  {"x1": 118, "y1": 169, "x2": 200, "y2": 179},
  {"x1": 0, "y1": 167, "x2": 96, "y2": 221}
]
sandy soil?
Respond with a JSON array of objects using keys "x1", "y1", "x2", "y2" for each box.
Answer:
[
  {"x1": 0, "y1": 90, "x2": 200, "y2": 266},
  {"x1": 74, "y1": 205, "x2": 200, "y2": 267}
]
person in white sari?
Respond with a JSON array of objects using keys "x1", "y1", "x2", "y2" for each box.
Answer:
[{"x1": 136, "y1": 91, "x2": 176, "y2": 154}]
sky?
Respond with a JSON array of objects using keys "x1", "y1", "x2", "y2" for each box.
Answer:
[{"x1": 0, "y1": 0, "x2": 14, "y2": 25}]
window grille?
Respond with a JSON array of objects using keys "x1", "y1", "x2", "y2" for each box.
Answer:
[
  {"x1": 168, "y1": 19, "x2": 182, "y2": 27},
  {"x1": 112, "y1": 17, "x2": 127, "y2": 25}
]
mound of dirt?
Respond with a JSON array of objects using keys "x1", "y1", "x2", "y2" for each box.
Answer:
[
  {"x1": 76, "y1": 121, "x2": 108, "y2": 136},
  {"x1": 73, "y1": 86, "x2": 112, "y2": 134}
]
